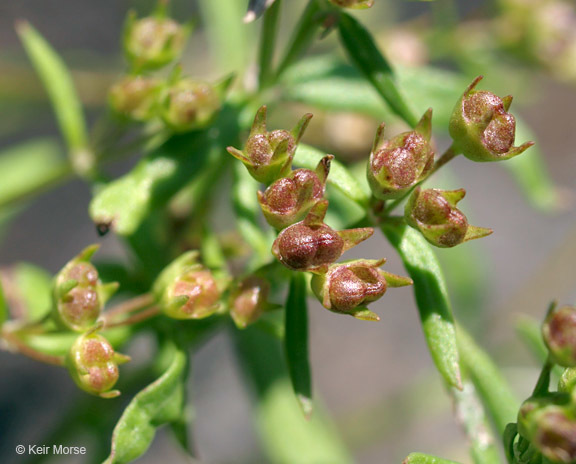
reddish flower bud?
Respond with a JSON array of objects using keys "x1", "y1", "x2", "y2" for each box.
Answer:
[
  {"x1": 229, "y1": 276, "x2": 270, "y2": 329},
  {"x1": 227, "y1": 106, "x2": 312, "y2": 185},
  {"x1": 543, "y1": 304, "x2": 576, "y2": 367},
  {"x1": 67, "y1": 332, "x2": 130, "y2": 398},
  {"x1": 153, "y1": 251, "x2": 222, "y2": 320},
  {"x1": 311, "y1": 259, "x2": 412, "y2": 321},
  {"x1": 108, "y1": 75, "x2": 161, "y2": 121},
  {"x1": 449, "y1": 76, "x2": 534, "y2": 162},
  {"x1": 405, "y1": 187, "x2": 492, "y2": 248},
  {"x1": 258, "y1": 155, "x2": 331, "y2": 229},
  {"x1": 53, "y1": 245, "x2": 118, "y2": 332},
  {"x1": 329, "y1": 0, "x2": 374, "y2": 9},
  {"x1": 367, "y1": 109, "x2": 435, "y2": 200},
  {"x1": 272, "y1": 200, "x2": 373, "y2": 271}
]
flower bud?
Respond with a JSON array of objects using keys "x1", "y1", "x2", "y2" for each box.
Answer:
[
  {"x1": 449, "y1": 76, "x2": 534, "y2": 162},
  {"x1": 311, "y1": 258, "x2": 412, "y2": 321},
  {"x1": 229, "y1": 276, "x2": 270, "y2": 329},
  {"x1": 67, "y1": 332, "x2": 130, "y2": 398},
  {"x1": 123, "y1": 4, "x2": 191, "y2": 72},
  {"x1": 367, "y1": 109, "x2": 435, "y2": 200},
  {"x1": 108, "y1": 75, "x2": 161, "y2": 122},
  {"x1": 559, "y1": 368, "x2": 576, "y2": 395},
  {"x1": 543, "y1": 304, "x2": 576, "y2": 367},
  {"x1": 53, "y1": 245, "x2": 118, "y2": 332},
  {"x1": 329, "y1": 0, "x2": 374, "y2": 9},
  {"x1": 405, "y1": 187, "x2": 492, "y2": 248},
  {"x1": 272, "y1": 200, "x2": 373, "y2": 272},
  {"x1": 227, "y1": 106, "x2": 312, "y2": 185},
  {"x1": 160, "y1": 75, "x2": 221, "y2": 132},
  {"x1": 258, "y1": 155, "x2": 332, "y2": 230},
  {"x1": 153, "y1": 251, "x2": 222, "y2": 320}
]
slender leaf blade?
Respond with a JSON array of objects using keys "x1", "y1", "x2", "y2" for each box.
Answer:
[
  {"x1": 383, "y1": 224, "x2": 462, "y2": 390},
  {"x1": 285, "y1": 273, "x2": 312, "y2": 417},
  {"x1": 0, "y1": 274, "x2": 7, "y2": 328}
]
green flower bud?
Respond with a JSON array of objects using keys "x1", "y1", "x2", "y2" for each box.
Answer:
[
  {"x1": 53, "y1": 245, "x2": 118, "y2": 332},
  {"x1": 258, "y1": 155, "x2": 331, "y2": 230},
  {"x1": 559, "y1": 368, "x2": 576, "y2": 395},
  {"x1": 405, "y1": 187, "x2": 492, "y2": 248},
  {"x1": 108, "y1": 75, "x2": 161, "y2": 121},
  {"x1": 311, "y1": 258, "x2": 412, "y2": 321},
  {"x1": 272, "y1": 200, "x2": 373, "y2": 272},
  {"x1": 123, "y1": 4, "x2": 191, "y2": 72},
  {"x1": 227, "y1": 106, "x2": 312, "y2": 185},
  {"x1": 367, "y1": 109, "x2": 435, "y2": 200},
  {"x1": 67, "y1": 332, "x2": 130, "y2": 398},
  {"x1": 153, "y1": 251, "x2": 221, "y2": 320},
  {"x1": 160, "y1": 76, "x2": 221, "y2": 132},
  {"x1": 229, "y1": 276, "x2": 270, "y2": 329},
  {"x1": 329, "y1": 0, "x2": 374, "y2": 9},
  {"x1": 543, "y1": 304, "x2": 576, "y2": 367},
  {"x1": 449, "y1": 76, "x2": 534, "y2": 162}
]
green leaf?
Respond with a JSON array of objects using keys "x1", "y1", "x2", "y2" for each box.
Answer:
[
  {"x1": 234, "y1": 327, "x2": 352, "y2": 464},
  {"x1": 457, "y1": 326, "x2": 519, "y2": 435},
  {"x1": 0, "y1": 275, "x2": 7, "y2": 328},
  {"x1": 403, "y1": 453, "x2": 462, "y2": 464},
  {"x1": 105, "y1": 346, "x2": 188, "y2": 464},
  {"x1": 382, "y1": 224, "x2": 462, "y2": 390},
  {"x1": 258, "y1": 0, "x2": 282, "y2": 89},
  {"x1": 295, "y1": 144, "x2": 370, "y2": 207},
  {"x1": 17, "y1": 23, "x2": 91, "y2": 175},
  {"x1": 0, "y1": 138, "x2": 71, "y2": 208},
  {"x1": 285, "y1": 273, "x2": 312, "y2": 417},
  {"x1": 11, "y1": 263, "x2": 53, "y2": 322},
  {"x1": 337, "y1": 13, "x2": 417, "y2": 127}
]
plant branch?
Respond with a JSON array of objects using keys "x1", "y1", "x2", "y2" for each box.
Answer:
[
  {"x1": 103, "y1": 305, "x2": 161, "y2": 329},
  {"x1": 1, "y1": 329, "x2": 65, "y2": 366}
]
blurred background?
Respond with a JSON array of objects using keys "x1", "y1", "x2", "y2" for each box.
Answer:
[{"x1": 0, "y1": 0, "x2": 575, "y2": 463}]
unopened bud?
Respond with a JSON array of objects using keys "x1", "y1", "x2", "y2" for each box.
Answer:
[
  {"x1": 543, "y1": 304, "x2": 576, "y2": 367},
  {"x1": 530, "y1": 406, "x2": 576, "y2": 463},
  {"x1": 329, "y1": 0, "x2": 374, "y2": 9},
  {"x1": 449, "y1": 76, "x2": 534, "y2": 162},
  {"x1": 153, "y1": 251, "x2": 221, "y2": 320},
  {"x1": 272, "y1": 200, "x2": 373, "y2": 271},
  {"x1": 53, "y1": 245, "x2": 118, "y2": 332},
  {"x1": 405, "y1": 187, "x2": 492, "y2": 248},
  {"x1": 108, "y1": 75, "x2": 161, "y2": 121},
  {"x1": 67, "y1": 332, "x2": 130, "y2": 398},
  {"x1": 229, "y1": 276, "x2": 270, "y2": 329},
  {"x1": 258, "y1": 155, "x2": 331, "y2": 229},
  {"x1": 367, "y1": 109, "x2": 435, "y2": 200},
  {"x1": 227, "y1": 106, "x2": 312, "y2": 185},
  {"x1": 311, "y1": 259, "x2": 412, "y2": 321}
]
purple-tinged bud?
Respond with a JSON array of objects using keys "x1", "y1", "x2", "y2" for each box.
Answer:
[
  {"x1": 67, "y1": 332, "x2": 130, "y2": 398},
  {"x1": 272, "y1": 200, "x2": 373, "y2": 272},
  {"x1": 108, "y1": 75, "x2": 161, "y2": 122},
  {"x1": 367, "y1": 109, "x2": 435, "y2": 200},
  {"x1": 123, "y1": 3, "x2": 191, "y2": 72},
  {"x1": 449, "y1": 76, "x2": 534, "y2": 162},
  {"x1": 543, "y1": 304, "x2": 576, "y2": 367},
  {"x1": 53, "y1": 245, "x2": 118, "y2": 332},
  {"x1": 258, "y1": 155, "x2": 332, "y2": 230},
  {"x1": 153, "y1": 251, "x2": 222, "y2": 320},
  {"x1": 229, "y1": 276, "x2": 270, "y2": 329},
  {"x1": 227, "y1": 106, "x2": 312, "y2": 185},
  {"x1": 329, "y1": 0, "x2": 374, "y2": 9},
  {"x1": 311, "y1": 258, "x2": 412, "y2": 321},
  {"x1": 405, "y1": 187, "x2": 492, "y2": 248}
]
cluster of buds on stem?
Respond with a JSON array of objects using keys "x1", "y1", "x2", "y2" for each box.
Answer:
[
  {"x1": 153, "y1": 251, "x2": 223, "y2": 320},
  {"x1": 367, "y1": 109, "x2": 435, "y2": 200},
  {"x1": 404, "y1": 187, "x2": 492, "y2": 248},
  {"x1": 52, "y1": 245, "x2": 118, "y2": 332},
  {"x1": 449, "y1": 76, "x2": 534, "y2": 162},
  {"x1": 227, "y1": 106, "x2": 312, "y2": 185},
  {"x1": 67, "y1": 330, "x2": 130, "y2": 398}
]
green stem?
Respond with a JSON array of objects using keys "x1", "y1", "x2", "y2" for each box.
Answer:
[
  {"x1": 259, "y1": 0, "x2": 282, "y2": 89},
  {"x1": 532, "y1": 357, "x2": 553, "y2": 397},
  {"x1": 1, "y1": 329, "x2": 65, "y2": 366}
]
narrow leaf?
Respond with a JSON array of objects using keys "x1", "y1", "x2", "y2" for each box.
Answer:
[
  {"x1": 17, "y1": 23, "x2": 91, "y2": 175},
  {"x1": 105, "y1": 346, "x2": 188, "y2": 464},
  {"x1": 285, "y1": 273, "x2": 312, "y2": 417},
  {"x1": 11, "y1": 263, "x2": 53, "y2": 322},
  {"x1": 383, "y1": 224, "x2": 462, "y2": 390},
  {"x1": 403, "y1": 453, "x2": 463, "y2": 464},
  {"x1": 0, "y1": 275, "x2": 7, "y2": 328},
  {"x1": 338, "y1": 13, "x2": 417, "y2": 127}
]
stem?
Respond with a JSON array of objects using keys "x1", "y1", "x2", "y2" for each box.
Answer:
[
  {"x1": 430, "y1": 144, "x2": 460, "y2": 176},
  {"x1": 1, "y1": 329, "x2": 65, "y2": 366},
  {"x1": 259, "y1": 0, "x2": 282, "y2": 89},
  {"x1": 103, "y1": 293, "x2": 155, "y2": 319},
  {"x1": 532, "y1": 357, "x2": 553, "y2": 397},
  {"x1": 103, "y1": 305, "x2": 161, "y2": 329}
]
